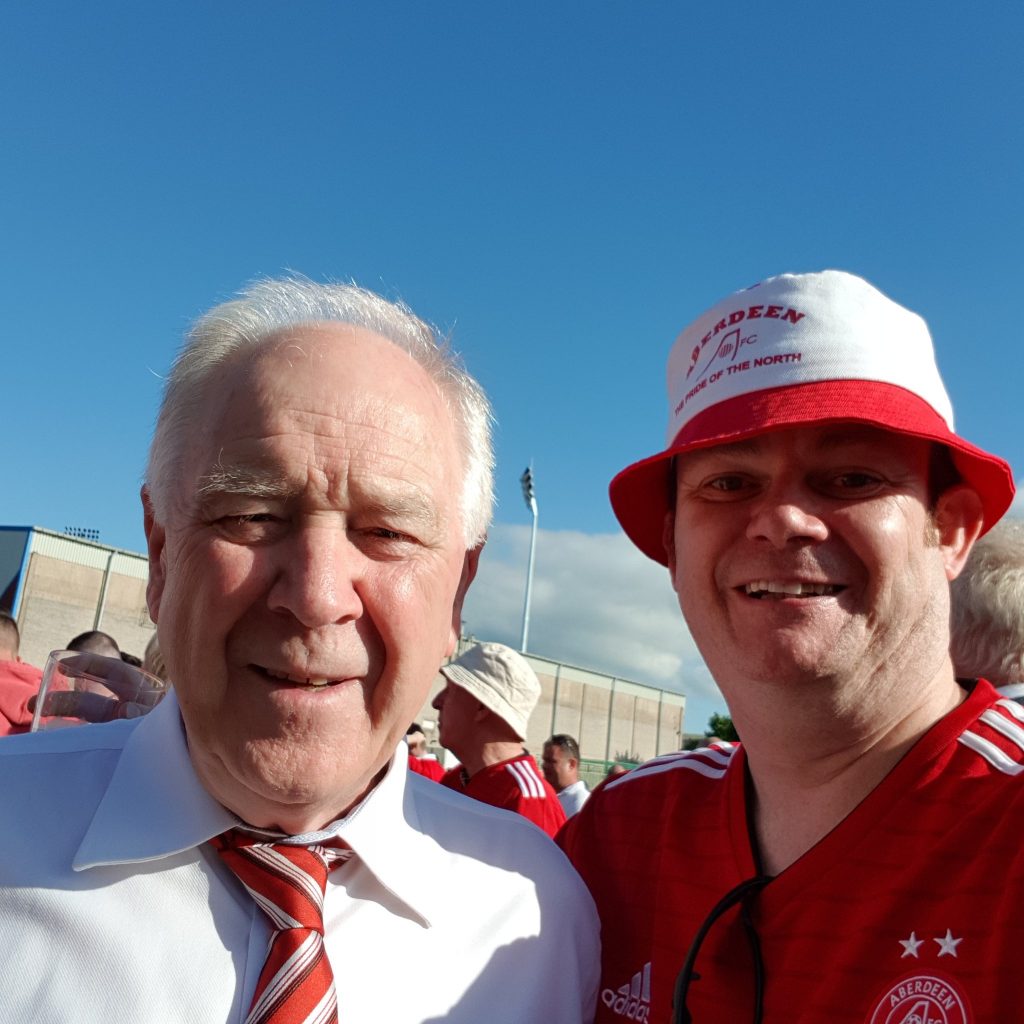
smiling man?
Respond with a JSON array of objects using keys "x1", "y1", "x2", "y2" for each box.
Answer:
[
  {"x1": 0, "y1": 280, "x2": 599, "y2": 1023},
  {"x1": 559, "y1": 270, "x2": 1020, "y2": 1023}
]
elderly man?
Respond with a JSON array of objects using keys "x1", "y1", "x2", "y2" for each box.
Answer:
[
  {"x1": 951, "y1": 516, "x2": 1024, "y2": 700},
  {"x1": 0, "y1": 280, "x2": 598, "y2": 1023},
  {"x1": 432, "y1": 642, "x2": 566, "y2": 836},
  {"x1": 560, "y1": 270, "x2": 1019, "y2": 1023}
]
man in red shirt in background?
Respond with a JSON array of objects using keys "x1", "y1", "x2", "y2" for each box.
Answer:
[
  {"x1": 433, "y1": 642, "x2": 565, "y2": 837},
  {"x1": 405, "y1": 722, "x2": 445, "y2": 781},
  {"x1": 560, "y1": 270, "x2": 1021, "y2": 1023},
  {"x1": 0, "y1": 612, "x2": 44, "y2": 736}
]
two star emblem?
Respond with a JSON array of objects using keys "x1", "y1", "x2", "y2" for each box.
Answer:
[{"x1": 899, "y1": 929, "x2": 963, "y2": 958}]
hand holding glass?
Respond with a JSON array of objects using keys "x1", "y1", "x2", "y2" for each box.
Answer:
[{"x1": 29, "y1": 649, "x2": 167, "y2": 731}]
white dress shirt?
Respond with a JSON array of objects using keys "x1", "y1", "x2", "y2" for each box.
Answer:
[
  {"x1": 557, "y1": 779, "x2": 591, "y2": 818},
  {"x1": 0, "y1": 692, "x2": 599, "y2": 1023}
]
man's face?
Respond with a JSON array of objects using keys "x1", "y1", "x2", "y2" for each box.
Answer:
[
  {"x1": 431, "y1": 680, "x2": 480, "y2": 759},
  {"x1": 541, "y1": 743, "x2": 576, "y2": 791},
  {"x1": 666, "y1": 425, "x2": 981, "y2": 702},
  {"x1": 144, "y1": 324, "x2": 478, "y2": 832}
]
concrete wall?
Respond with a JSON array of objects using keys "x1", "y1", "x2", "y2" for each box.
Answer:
[{"x1": 12, "y1": 529, "x2": 154, "y2": 668}]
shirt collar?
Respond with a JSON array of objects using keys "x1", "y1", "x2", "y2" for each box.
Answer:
[
  {"x1": 73, "y1": 690, "x2": 234, "y2": 870},
  {"x1": 315, "y1": 744, "x2": 447, "y2": 928},
  {"x1": 72, "y1": 692, "x2": 448, "y2": 927}
]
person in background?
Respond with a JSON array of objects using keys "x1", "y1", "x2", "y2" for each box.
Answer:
[
  {"x1": 0, "y1": 612, "x2": 44, "y2": 736},
  {"x1": 0, "y1": 278, "x2": 598, "y2": 1023},
  {"x1": 543, "y1": 734, "x2": 590, "y2": 818},
  {"x1": 560, "y1": 270, "x2": 1019, "y2": 1022},
  {"x1": 950, "y1": 516, "x2": 1024, "y2": 701},
  {"x1": 406, "y1": 722, "x2": 444, "y2": 781},
  {"x1": 67, "y1": 629, "x2": 121, "y2": 658},
  {"x1": 433, "y1": 642, "x2": 566, "y2": 837}
]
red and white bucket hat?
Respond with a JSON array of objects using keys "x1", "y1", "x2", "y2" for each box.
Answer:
[{"x1": 610, "y1": 270, "x2": 1015, "y2": 565}]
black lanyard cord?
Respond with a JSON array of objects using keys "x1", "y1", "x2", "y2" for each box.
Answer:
[{"x1": 672, "y1": 875, "x2": 772, "y2": 1024}]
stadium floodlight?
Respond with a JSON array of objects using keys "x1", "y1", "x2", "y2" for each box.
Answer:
[
  {"x1": 519, "y1": 464, "x2": 538, "y2": 652},
  {"x1": 64, "y1": 526, "x2": 100, "y2": 542}
]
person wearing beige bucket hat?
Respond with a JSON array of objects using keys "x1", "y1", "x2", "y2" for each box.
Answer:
[
  {"x1": 433, "y1": 642, "x2": 566, "y2": 837},
  {"x1": 560, "y1": 270, "x2": 1021, "y2": 1023}
]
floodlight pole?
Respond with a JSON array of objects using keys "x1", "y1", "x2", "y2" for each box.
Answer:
[{"x1": 519, "y1": 464, "x2": 538, "y2": 653}]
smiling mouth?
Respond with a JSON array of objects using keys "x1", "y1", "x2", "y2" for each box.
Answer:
[
  {"x1": 252, "y1": 665, "x2": 341, "y2": 688},
  {"x1": 743, "y1": 581, "x2": 845, "y2": 599}
]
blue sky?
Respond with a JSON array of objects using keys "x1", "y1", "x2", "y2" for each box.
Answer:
[{"x1": 4, "y1": 2, "x2": 1022, "y2": 733}]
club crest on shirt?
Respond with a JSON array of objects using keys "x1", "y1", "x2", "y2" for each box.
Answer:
[{"x1": 866, "y1": 973, "x2": 970, "y2": 1024}]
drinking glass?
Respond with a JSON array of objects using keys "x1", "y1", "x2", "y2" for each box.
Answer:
[{"x1": 29, "y1": 649, "x2": 167, "y2": 732}]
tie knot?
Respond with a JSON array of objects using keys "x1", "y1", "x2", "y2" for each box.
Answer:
[{"x1": 213, "y1": 831, "x2": 350, "y2": 933}]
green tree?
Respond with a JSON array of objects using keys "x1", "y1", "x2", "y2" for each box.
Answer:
[{"x1": 705, "y1": 712, "x2": 738, "y2": 742}]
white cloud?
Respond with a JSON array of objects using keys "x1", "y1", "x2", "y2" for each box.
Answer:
[
  {"x1": 461, "y1": 523, "x2": 727, "y2": 733},
  {"x1": 1010, "y1": 480, "x2": 1024, "y2": 516}
]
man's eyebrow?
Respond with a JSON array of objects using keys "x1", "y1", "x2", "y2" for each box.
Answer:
[
  {"x1": 681, "y1": 438, "x2": 764, "y2": 465},
  {"x1": 195, "y1": 466, "x2": 448, "y2": 531},
  {"x1": 355, "y1": 489, "x2": 447, "y2": 531},
  {"x1": 195, "y1": 465, "x2": 295, "y2": 501}
]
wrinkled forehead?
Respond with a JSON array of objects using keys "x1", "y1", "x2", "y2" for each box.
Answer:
[{"x1": 180, "y1": 326, "x2": 465, "y2": 511}]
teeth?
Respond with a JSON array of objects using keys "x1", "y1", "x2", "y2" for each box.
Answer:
[
  {"x1": 745, "y1": 581, "x2": 838, "y2": 596},
  {"x1": 263, "y1": 668, "x2": 333, "y2": 687}
]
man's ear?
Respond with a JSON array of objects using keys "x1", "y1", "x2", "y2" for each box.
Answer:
[
  {"x1": 933, "y1": 484, "x2": 985, "y2": 581},
  {"x1": 447, "y1": 543, "x2": 484, "y2": 656},
  {"x1": 142, "y1": 486, "x2": 167, "y2": 623}
]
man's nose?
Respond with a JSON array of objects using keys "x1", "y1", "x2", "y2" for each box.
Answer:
[
  {"x1": 267, "y1": 523, "x2": 364, "y2": 627},
  {"x1": 745, "y1": 483, "x2": 829, "y2": 548}
]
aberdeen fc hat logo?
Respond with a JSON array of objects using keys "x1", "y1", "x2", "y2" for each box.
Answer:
[{"x1": 867, "y1": 974, "x2": 970, "y2": 1024}]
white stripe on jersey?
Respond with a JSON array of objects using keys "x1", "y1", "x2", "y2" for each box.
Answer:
[
  {"x1": 959, "y1": 729, "x2": 1024, "y2": 776},
  {"x1": 605, "y1": 745, "x2": 736, "y2": 792},
  {"x1": 997, "y1": 697, "x2": 1024, "y2": 722},
  {"x1": 979, "y1": 707, "x2": 1024, "y2": 753},
  {"x1": 637, "y1": 743, "x2": 736, "y2": 771},
  {"x1": 506, "y1": 759, "x2": 545, "y2": 798}
]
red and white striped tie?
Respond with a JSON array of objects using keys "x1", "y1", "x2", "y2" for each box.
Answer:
[{"x1": 213, "y1": 831, "x2": 352, "y2": 1024}]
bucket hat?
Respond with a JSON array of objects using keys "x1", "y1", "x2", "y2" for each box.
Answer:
[{"x1": 610, "y1": 270, "x2": 1015, "y2": 564}]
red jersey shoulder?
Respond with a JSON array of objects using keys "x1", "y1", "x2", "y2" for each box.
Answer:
[
  {"x1": 600, "y1": 743, "x2": 739, "y2": 798},
  {"x1": 559, "y1": 743, "x2": 739, "y2": 858},
  {"x1": 957, "y1": 696, "x2": 1024, "y2": 779},
  {"x1": 502, "y1": 755, "x2": 551, "y2": 800}
]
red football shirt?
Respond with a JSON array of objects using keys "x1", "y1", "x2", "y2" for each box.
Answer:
[
  {"x1": 442, "y1": 752, "x2": 567, "y2": 837},
  {"x1": 407, "y1": 753, "x2": 446, "y2": 782},
  {"x1": 560, "y1": 680, "x2": 1024, "y2": 1023}
]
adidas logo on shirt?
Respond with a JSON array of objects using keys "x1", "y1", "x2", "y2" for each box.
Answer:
[{"x1": 601, "y1": 961, "x2": 651, "y2": 1022}]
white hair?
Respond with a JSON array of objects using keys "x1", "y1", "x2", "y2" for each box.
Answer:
[
  {"x1": 146, "y1": 278, "x2": 494, "y2": 547},
  {"x1": 950, "y1": 517, "x2": 1024, "y2": 685}
]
